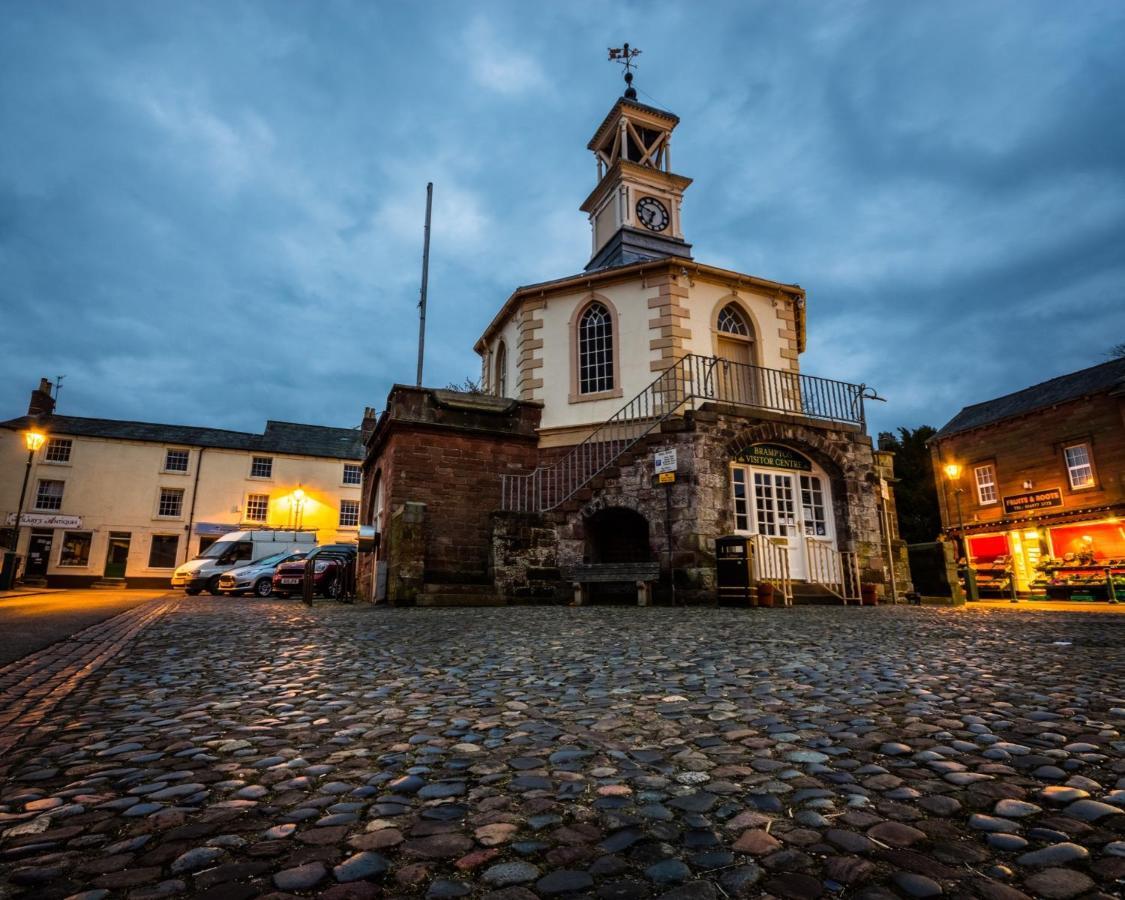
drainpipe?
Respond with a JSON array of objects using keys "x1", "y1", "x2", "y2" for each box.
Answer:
[{"x1": 183, "y1": 447, "x2": 205, "y2": 564}]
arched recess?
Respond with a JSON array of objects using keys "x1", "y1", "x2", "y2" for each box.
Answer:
[
  {"x1": 584, "y1": 506, "x2": 653, "y2": 564},
  {"x1": 568, "y1": 293, "x2": 624, "y2": 403}
]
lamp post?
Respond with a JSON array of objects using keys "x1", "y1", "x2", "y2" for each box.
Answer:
[
  {"x1": 943, "y1": 463, "x2": 978, "y2": 602},
  {"x1": 10, "y1": 429, "x2": 47, "y2": 551}
]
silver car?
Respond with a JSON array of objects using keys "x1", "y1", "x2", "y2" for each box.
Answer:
[{"x1": 217, "y1": 550, "x2": 308, "y2": 597}]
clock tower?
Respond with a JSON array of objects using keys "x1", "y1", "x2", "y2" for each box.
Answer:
[{"x1": 580, "y1": 90, "x2": 693, "y2": 271}]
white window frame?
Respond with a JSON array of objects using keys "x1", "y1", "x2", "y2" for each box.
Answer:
[
  {"x1": 339, "y1": 499, "x2": 360, "y2": 528},
  {"x1": 578, "y1": 302, "x2": 614, "y2": 395},
  {"x1": 43, "y1": 438, "x2": 72, "y2": 464},
  {"x1": 974, "y1": 463, "x2": 998, "y2": 505},
  {"x1": 249, "y1": 456, "x2": 273, "y2": 479},
  {"x1": 342, "y1": 464, "x2": 362, "y2": 486},
  {"x1": 163, "y1": 448, "x2": 190, "y2": 473},
  {"x1": 1063, "y1": 443, "x2": 1095, "y2": 490},
  {"x1": 34, "y1": 479, "x2": 65, "y2": 511},
  {"x1": 495, "y1": 341, "x2": 508, "y2": 398},
  {"x1": 157, "y1": 487, "x2": 185, "y2": 519},
  {"x1": 245, "y1": 493, "x2": 270, "y2": 523}
]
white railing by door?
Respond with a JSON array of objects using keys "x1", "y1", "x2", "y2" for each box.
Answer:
[
  {"x1": 750, "y1": 535, "x2": 792, "y2": 606},
  {"x1": 805, "y1": 538, "x2": 861, "y2": 603}
]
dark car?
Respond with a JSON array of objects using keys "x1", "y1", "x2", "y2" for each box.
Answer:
[{"x1": 272, "y1": 544, "x2": 357, "y2": 599}]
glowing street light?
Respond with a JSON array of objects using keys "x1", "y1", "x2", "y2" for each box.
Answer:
[
  {"x1": 942, "y1": 461, "x2": 977, "y2": 601},
  {"x1": 10, "y1": 428, "x2": 49, "y2": 551}
]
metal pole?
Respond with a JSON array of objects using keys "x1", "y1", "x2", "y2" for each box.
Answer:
[
  {"x1": 954, "y1": 488, "x2": 978, "y2": 601},
  {"x1": 416, "y1": 182, "x2": 433, "y2": 387},
  {"x1": 665, "y1": 482, "x2": 677, "y2": 607},
  {"x1": 10, "y1": 449, "x2": 34, "y2": 551}
]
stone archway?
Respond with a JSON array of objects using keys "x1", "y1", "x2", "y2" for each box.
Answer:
[{"x1": 584, "y1": 506, "x2": 653, "y2": 564}]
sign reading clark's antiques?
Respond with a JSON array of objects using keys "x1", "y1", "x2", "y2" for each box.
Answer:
[
  {"x1": 1003, "y1": 488, "x2": 1063, "y2": 515},
  {"x1": 734, "y1": 443, "x2": 812, "y2": 471},
  {"x1": 4, "y1": 512, "x2": 83, "y2": 529}
]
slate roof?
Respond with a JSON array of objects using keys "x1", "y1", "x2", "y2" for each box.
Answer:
[
  {"x1": 935, "y1": 358, "x2": 1125, "y2": 439},
  {"x1": 0, "y1": 415, "x2": 364, "y2": 460}
]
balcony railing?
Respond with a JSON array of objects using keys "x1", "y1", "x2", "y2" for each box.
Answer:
[{"x1": 501, "y1": 354, "x2": 868, "y2": 513}]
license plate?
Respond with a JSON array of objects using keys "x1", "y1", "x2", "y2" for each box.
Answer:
[{"x1": 281, "y1": 577, "x2": 300, "y2": 584}]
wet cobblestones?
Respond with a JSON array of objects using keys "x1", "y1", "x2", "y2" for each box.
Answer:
[{"x1": 1, "y1": 600, "x2": 1123, "y2": 898}]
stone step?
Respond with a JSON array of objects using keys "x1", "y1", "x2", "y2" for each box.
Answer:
[
  {"x1": 416, "y1": 592, "x2": 506, "y2": 607},
  {"x1": 90, "y1": 579, "x2": 128, "y2": 590},
  {"x1": 791, "y1": 582, "x2": 848, "y2": 606}
]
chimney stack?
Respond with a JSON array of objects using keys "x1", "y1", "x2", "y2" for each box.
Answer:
[{"x1": 28, "y1": 378, "x2": 56, "y2": 418}]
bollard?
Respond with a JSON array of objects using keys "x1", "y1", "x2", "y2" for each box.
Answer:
[
  {"x1": 1107, "y1": 567, "x2": 1118, "y2": 605},
  {"x1": 1009, "y1": 571, "x2": 1019, "y2": 604},
  {"x1": 302, "y1": 557, "x2": 314, "y2": 607}
]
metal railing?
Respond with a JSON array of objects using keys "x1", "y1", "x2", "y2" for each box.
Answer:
[
  {"x1": 750, "y1": 535, "x2": 793, "y2": 606},
  {"x1": 500, "y1": 354, "x2": 866, "y2": 513},
  {"x1": 805, "y1": 538, "x2": 861, "y2": 604}
]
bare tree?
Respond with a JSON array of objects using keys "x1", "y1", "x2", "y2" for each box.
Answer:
[{"x1": 444, "y1": 376, "x2": 485, "y2": 394}]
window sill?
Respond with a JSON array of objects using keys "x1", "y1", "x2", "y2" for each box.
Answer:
[
  {"x1": 247, "y1": 476, "x2": 274, "y2": 482},
  {"x1": 57, "y1": 564, "x2": 90, "y2": 568},
  {"x1": 568, "y1": 388, "x2": 624, "y2": 404},
  {"x1": 41, "y1": 460, "x2": 72, "y2": 467},
  {"x1": 161, "y1": 469, "x2": 190, "y2": 476},
  {"x1": 153, "y1": 515, "x2": 184, "y2": 522},
  {"x1": 32, "y1": 507, "x2": 64, "y2": 514}
]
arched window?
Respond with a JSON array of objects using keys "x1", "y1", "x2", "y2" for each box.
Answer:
[
  {"x1": 715, "y1": 302, "x2": 756, "y2": 367},
  {"x1": 578, "y1": 302, "x2": 614, "y2": 394},
  {"x1": 494, "y1": 341, "x2": 508, "y2": 398},
  {"x1": 718, "y1": 304, "x2": 751, "y2": 337}
]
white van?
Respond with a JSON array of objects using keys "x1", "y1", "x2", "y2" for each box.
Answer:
[{"x1": 171, "y1": 530, "x2": 318, "y2": 595}]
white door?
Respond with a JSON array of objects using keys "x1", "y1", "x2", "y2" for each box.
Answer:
[{"x1": 751, "y1": 470, "x2": 806, "y2": 580}]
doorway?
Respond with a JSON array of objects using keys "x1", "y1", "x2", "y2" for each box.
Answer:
[
  {"x1": 26, "y1": 530, "x2": 53, "y2": 577},
  {"x1": 104, "y1": 532, "x2": 131, "y2": 579}
]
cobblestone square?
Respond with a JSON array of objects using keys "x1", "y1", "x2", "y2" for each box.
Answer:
[{"x1": 1, "y1": 599, "x2": 1123, "y2": 899}]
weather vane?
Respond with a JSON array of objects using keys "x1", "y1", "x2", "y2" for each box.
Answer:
[{"x1": 608, "y1": 43, "x2": 641, "y2": 99}]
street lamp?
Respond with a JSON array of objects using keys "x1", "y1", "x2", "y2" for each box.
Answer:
[
  {"x1": 942, "y1": 462, "x2": 978, "y2": 601},
  {"x1": 10, "y1": 429, "x2": 47, "y2": 551}
]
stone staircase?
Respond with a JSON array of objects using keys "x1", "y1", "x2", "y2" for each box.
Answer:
[
  {"x1": 417, "y1": 583, "x2": 506, "y2": 607},
  {"x1": 790, "y1": 582, "x2": 849, "y2": 605}
]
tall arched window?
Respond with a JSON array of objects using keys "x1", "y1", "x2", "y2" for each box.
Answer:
[
  {"x1": 494, "y1": 341, "x2": 508, "y2": 398},
  {"x1": 578, "y1": 302, "x2": 614, "y2": 394}
]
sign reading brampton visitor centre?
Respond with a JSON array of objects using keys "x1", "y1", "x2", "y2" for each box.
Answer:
[
  {"x1": 1002, "y1": 488, "x2": 1064, "y2": 515},
  {"x1": 733, "y1": 443, "x2": 812, "y2": 471}
]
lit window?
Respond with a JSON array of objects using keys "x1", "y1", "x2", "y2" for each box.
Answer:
[
  {"x1": 43, "y1": 438, "x2": 72, "y2": 463},
  {"x1": 58, "y1": 531, "x2": 92, "y2": 566},
  {"x1": 339, "y1": 499, "x2": 360, "y2": 528},
  {"x1": 974, "y1": 464, "x2": 997, "y2": 505},
  {"x1": 495, "y1": 342, "x2": 508, "y2": 398},
  {"x1": 343, "y1": 464, "x2": 362, "y2": 485},
  {"x1": 148, "y1": 535, "x2": 179, "y2": 568},
  {"x1": 1064, "y1": 444, "x2": 1095, "y2": 489},
  {"x1": 578, "y1": 302, "x2": 614, "y2": 394},
  {"x1": 158, "y1": 488, "x2": 184, "y2": 518},
  {"x1": 35, "y1": 479, "x2": 64, "y2": 510},
  {"x1": 245, "y1": 493, "x2": 269, "y2": 523},
  {"x1": 717, "y1": 304, "x2": 750, "y2": 336},
  {"x1": 800, "y1": 475, "x2": 828, "y2": 536},
  {"x1": 164, "y1": 449, "x2": 189, "y2": 472},
  {"x1": 250, "y1": 456, "x2": 273, "y2": 478}
]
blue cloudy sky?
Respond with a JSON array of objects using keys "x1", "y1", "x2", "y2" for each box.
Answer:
[{"x1": 2, "y1": 1, "x2": 1123, "y2": 438}]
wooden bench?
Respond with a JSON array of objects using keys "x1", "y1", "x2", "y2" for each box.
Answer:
[{"x1": 563, "y1": 562, "x2": 661, "y2": 607}]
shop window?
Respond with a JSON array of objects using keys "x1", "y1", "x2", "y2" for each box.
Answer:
[
  {"x1": 164, "y1": 449, "x2": 190, "y2": 472},
  {"x1": 967, "y1": 533, "x2": 1009, "y2": 565},
  {"x1": 974, "y1": 464, "x2": 997, "y2": 505},
  {"x1": 34, "y1": 479, "x2": 64, "y2": 511},
  {"x1": 1063, "y1": 443, "x2": 1095, "y2": 490},
  {"x1": 1049, "y1": 521, "x2": 1125, "y2": 561},
  {"x1": 578, "y1": 302, "x2": 614, "y2": 394},
  {"x1": 339, "y1": 499, "x2": 360, "y2": 528},
  {"x1": 158, "y1": 488, "x2": 184, "y2": 518},
  {"x1": 148, "y1": 535, "x2": 179, "y2": 568},
  {"x1": 198, "y1": 535, "x2": 219, "y2": 554},
  {"x1": 343, "y1": 464, "x2": 362, "y2": 485},
  {"x1": 245, "y1": 493, "x2": 269, "y2": 523},
  {"x1": 59, "y1": 531, "x2": 92, "y2": 566},
  {"x1": 43, "y1": 438, "x2": 72, "y2": 463},
  {"x1": 250, "y1": 456, "x2": 273, "y2": 478}
]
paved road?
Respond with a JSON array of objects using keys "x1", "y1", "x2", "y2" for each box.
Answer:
[
  {"x1": 0, "y1": 589, "x2": 166, "y2": 667},
  {"x1": 0, "y1": 600, "x2": 1123, "y2": 899}
]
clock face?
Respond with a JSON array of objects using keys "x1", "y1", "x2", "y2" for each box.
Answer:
[{"x1": 636, "y1": 196, "x2": 670, "y2": 232}]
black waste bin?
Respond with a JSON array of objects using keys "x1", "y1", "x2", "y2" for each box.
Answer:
[
  {"x1": 0, "y1": 552, "x2": 21, "y2": 591},
  {"x1": 716, "y1": 535, "x2": 754, "y2": 606}
]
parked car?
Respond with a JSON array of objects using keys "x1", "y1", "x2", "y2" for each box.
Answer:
[
  {"x1": 217, "y1": 550, "x2": 308, "y2": 597},
  {"x1": 272, "y1": 544, "x2": 357, "y2": 599},
  {"x1": 171, "y1": 530, "x2": 318, "y2": 595}
]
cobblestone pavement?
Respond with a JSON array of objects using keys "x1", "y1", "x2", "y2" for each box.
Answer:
[{"x1": 1, "y1": 600, "x2": 1123, "y2": 900}]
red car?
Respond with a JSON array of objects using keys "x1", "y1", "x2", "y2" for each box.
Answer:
[{"x1": 272, "y1": 544, "x2": 357, "y2": 599}]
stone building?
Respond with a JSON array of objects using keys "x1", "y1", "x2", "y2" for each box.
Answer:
[{"x1": 361, "y1": 82, "x2": 910, "y2": 605}]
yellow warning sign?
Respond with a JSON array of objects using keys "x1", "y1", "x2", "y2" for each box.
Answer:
[{"x1": 658, "y1": 472, "x2": 676, "y2": 484}]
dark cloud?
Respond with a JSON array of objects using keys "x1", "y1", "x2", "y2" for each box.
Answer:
[{"x1": 2, "y1": 1, "x2": 1123, "y2": 439}]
